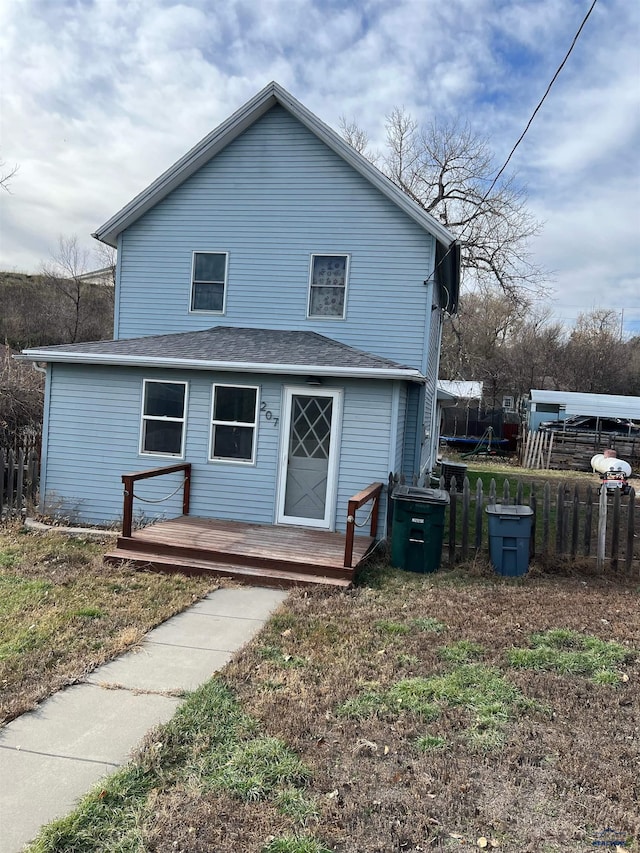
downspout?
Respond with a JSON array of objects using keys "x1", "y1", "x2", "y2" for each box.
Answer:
[
  {"x1": 386, "y1": 380, "x2": 401, "y2": 538},
  {"x1": 38, "y1": 364, "x2": 52, "y2": 514}
]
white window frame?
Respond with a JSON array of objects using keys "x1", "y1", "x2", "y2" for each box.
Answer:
[
  {"x1": 306, "y1": 253, "x2": 350, "y2": 320},
  {"x1": 189, "y1": 251, "x2": 229, "y2": 314},
  {"x1": 502, "y1": 395, "x2": 515, "y2": 412},
  {"x1": 139, "y1": 379, "x2": 188, "y2": 459},
  {"x1": 209, "y1": 383, "x2": 260, "y2": 465}
]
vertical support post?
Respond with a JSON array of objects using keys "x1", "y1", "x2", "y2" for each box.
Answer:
[
  {"x1": 625, "y1": 488, "x2": 636, "y2": 573},
  {"x1": 584, "y1": 486, "x2": 593, "y2": 556},
  {"x1": 475, "y1": 478, "x2": 483, "y2": 552},
  {"x1": 596, "y1": 484, "x2": 607, "y2": 571},
  {"x1": 182, "y1": 465, "x2": 191, "y2": 516},
  {"x1": 461, "y1": 476, "x2": 470, "y2": 562},
  {"x1": 610, "y1": 487, "x2": 620, "y2": 571},
  {"x1": 122, "y1": 475, "x2": 134, "y2": 539},
  {"x1": 344, "y1": 498, "x2": 356, "y2": 569}
]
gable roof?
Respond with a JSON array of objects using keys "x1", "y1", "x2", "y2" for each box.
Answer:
[
  {"x1": 93, "y1": 82, "x2": 456, "y2": 250},
  {"x1": 17, "y1": 327, "x2": 425, "y2": 383}
]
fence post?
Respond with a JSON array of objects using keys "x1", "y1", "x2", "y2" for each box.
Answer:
[
  {"x1": 596, "y1": 485, "x2": 607, "y2": 571},
  {"x1": 529, "y1": 484, "x2": 536, "y2": 558},
  {"x1": 570, "y1": 486, "x2": 579, "y2": 559},
  {"x1": 448, "y1": 476, "x2": 458, "y2": 565},
  {"x1": 555, "y1": 483, "x2": 564, "y2": 556},
  {"x1": 475, "y1": 478, "x2": 483, "y2": 552},
  {"x1": 0, "y1": 449, "x2": 5, "y2": 517},
  {"x1": 626, "y1": 489, "x2": 636, "y2": 573},
  {"x1": 15, "y1": 449, "x2": 25, "y2": 516},
  {"x1": 584, "y1": 486, "x2": 593, "y2": 556},
  {"x1": 503, "y1": 479, "x2": 510, "y2": 505},
  {"x1": 461, "y1": 476, "x2": 470, "y2": 562},
  {"x1": 543, "y1": 481, "x2": 550, "y2": 554},
  {"x1": 610, "y1": 488, "x2": 621, "y2": 571}
]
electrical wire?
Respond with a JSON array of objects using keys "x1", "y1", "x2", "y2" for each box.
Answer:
[{"x1": 433, "y1": 0, "x2": 599, "y2": 277}]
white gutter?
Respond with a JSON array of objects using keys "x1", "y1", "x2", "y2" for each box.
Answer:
[{"x1": 15, "y1": 350, "x2": 425, "y2": 383}]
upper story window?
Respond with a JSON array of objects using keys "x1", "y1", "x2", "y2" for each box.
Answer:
[
  {"x1": 190, "y1": 252, "x2": 228, "y2": 313},
  {"x1": 209, "y1": 384, "x2": 259, "y2": 464},
  {"x1": 140, "y1": 380, "x2": 187, "y2": 457},
  {"x1": 307, "y1": 254, "x2": 349, "y2": 319}
]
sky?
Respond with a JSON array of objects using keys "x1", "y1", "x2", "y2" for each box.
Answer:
[{"x1": 1, "y1": 0, "x2": 639, "y2": 335}]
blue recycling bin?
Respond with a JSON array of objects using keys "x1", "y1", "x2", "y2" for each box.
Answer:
[{"x1": 486, "y1": 504, "x2": 533, "y2": 577}]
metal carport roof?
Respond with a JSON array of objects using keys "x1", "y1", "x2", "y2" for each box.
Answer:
[{"x1": 529, "y1": 390, "x2": 640, "y2": 420}]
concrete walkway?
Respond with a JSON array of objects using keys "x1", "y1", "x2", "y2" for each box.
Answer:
[{"x1": 0, "y1": 585, "x2": 288, "y2": 853}]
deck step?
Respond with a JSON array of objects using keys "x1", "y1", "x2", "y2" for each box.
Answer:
[
  {"x1": 115, "y1": 535, "x2": 354, "y2": 581},
  {"x1": 104, "y1": 548, "x2": 353, "y2": 589}
]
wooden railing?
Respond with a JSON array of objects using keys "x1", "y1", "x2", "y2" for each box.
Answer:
[
  {"x1": 121, "y1": 463, "x2": 191, "y2": 538},
  {"x1": 344, "y1": 481, "x2": 383, "y2": 568}
]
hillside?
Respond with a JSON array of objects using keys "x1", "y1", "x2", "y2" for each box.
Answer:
[{"x1": 0, "y1": 271, "x2": 113, "y2": 349}]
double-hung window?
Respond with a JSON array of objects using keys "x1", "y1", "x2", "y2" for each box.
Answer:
[
  {"x1": 140, "y1": 380, "x2": 187, "y2": 457},
  {"x1": 210, "y1": 384, "x2": 259, "y2": 463},
  {"x1": 307, "y1": 254, "x2": 349, "y2": 319},
  {"x1": 190, "y1": 252, "x2": 228, "y2": 313}
]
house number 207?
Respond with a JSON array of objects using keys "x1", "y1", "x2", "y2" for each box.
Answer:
[{"x1": 260, "y1": 401, "x2": 279, "y2": 427}]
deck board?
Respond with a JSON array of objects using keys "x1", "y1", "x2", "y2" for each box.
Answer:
[{"x1": 105, "y1": 516, "x2": 375, "y2": 588}]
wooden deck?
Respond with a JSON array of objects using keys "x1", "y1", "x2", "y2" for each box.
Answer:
[{"x1": 104, "y1": 516, "x2": 376, "y2": 588}]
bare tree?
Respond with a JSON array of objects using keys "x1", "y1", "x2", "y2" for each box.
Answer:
[
  {"x1": 342, "y1": 110, "x2": 544, "y2": 303},
  {"x1": 42, "y1": 236, "x2": 91, "y2": 343},
  {"x1": 0, "y1": 159, "x2": 19, "y2": 192}
]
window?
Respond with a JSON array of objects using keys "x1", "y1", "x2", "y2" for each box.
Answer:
[
  {"x1": 190, "y1": 252, "x2": 228, "y2": 312},
  {"x1": 307, "y1": 254, "x2": 349, "y2": 318},
  {"x1": 502, "y1": 395, "x2": 515, "y2": 412},
  {"x1": 140, "y1": 380, "x2": 187, "y2": 457},
  {"x1": 210, "y1": 384, "x2": 258, "y2": 463}
]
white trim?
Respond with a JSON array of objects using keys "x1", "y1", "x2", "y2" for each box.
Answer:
[
  {"x1": 306, "y1": 253, "x2": 350, "y2": 320},
  {"x1": 208, "y1": 382, "x2": 259, "y2": 465},
  {"x1": 16, "y1": 350, "x2": 425, "y2": 382},
  {"x1": 189, "y1": 251, "x2": 228, "y2": 315},
  {"x1": 139, "y1": 378, "x2": 188, "y2": 459},
  {"x1": 276, "y1": 386, "x2": 343, "y2": 530}
]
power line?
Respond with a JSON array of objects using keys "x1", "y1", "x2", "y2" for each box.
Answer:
[
  {"x1": 473, "y1": 0, "x2": 599, "y2": 217},
  {"x1": 436, "y1": 0, "x2": 600, "y2": 286}
]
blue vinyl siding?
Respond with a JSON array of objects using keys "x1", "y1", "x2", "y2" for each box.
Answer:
[
  {"x1": 116, "y1": 106, "x2": 435, "y2": 369},
  {"x1": 43, "y1": 363, "x2": 396, "y2": 532}
]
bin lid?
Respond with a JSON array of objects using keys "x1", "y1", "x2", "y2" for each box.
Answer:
[
  {"x1": 485, "y1": 504, "x2": 533, "y2": 517},
  {"x1": 394, "y1": 485, "x2": 450, "y2": 505},
  {"x1": 441, "y1": 459, "x2": 467, "y2": 469}
]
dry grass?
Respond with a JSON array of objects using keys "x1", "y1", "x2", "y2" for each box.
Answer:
[
  {"x1": 0, "y1": 524, "x2": 218, "y2": 723},
  {"x1": 15, "y1": 524, "x2": 640, "y2": 852},
  {"x1": 144, "y1": 558, "x2": 639, "y2": 852}
]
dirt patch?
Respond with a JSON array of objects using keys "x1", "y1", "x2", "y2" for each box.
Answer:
[{"x1": 142, "y1": 569, "x2": 639, "y2": 852}]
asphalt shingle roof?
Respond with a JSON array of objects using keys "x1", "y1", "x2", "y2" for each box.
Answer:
[{"x1": 23, "y1": 327, "x2": 416, "y2": 374}]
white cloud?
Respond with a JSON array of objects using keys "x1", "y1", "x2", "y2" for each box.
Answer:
[{"x1": 0, "y1": 0, "x2": 638, "y2": 334}]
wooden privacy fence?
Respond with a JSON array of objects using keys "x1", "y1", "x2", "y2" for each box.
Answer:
[
  {"x1": 1, "y1": 446, "x2": 40, "y2": 518},
  {"x1": 388, "y1": 473, "x2": 638, "y2": 572},
  {"x1": 520, "y1": 427, "x2": 640, "y2": 472}
]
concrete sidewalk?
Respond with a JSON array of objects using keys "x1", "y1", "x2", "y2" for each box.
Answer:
[{"x1": 0, "y1": 585, "x2": 288, "y2": 853}]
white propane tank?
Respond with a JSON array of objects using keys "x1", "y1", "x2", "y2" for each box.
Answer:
[{"x1": 591, "y1": 454, "x2": 632, "y2": 477}]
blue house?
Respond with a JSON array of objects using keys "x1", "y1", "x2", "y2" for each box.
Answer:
[{"x1": 20, "y1": 83, "x2": 459, "y2": 585}]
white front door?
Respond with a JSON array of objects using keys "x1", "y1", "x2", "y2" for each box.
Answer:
[{"x1": 276, "y1": 387, "x2": 342, "y2": 529}]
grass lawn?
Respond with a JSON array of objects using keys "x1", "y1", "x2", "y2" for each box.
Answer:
[
  {"x1": 0, "y1": 525, "x2": 218, "y2": 723},
  {"x1": 22, "y1": 543, "x2": 640, "y2": 853}
]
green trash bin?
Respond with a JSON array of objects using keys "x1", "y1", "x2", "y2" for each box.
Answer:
[
  {"x1": 391, "y1": 485, "x2": 450, "y2": 573},
  {"x1": 486, "y1": 504, "x2": 533, "y2": 577}
]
